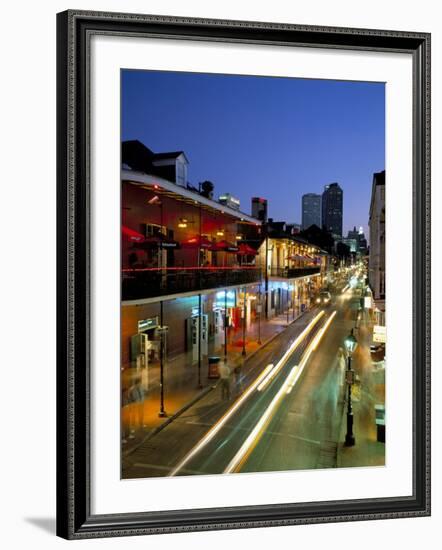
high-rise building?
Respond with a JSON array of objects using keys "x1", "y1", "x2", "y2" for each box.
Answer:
[
  {"x1": 322, "y1": 182, "x2": 343, "y2": 237},
  {"x1": 301, "y1": 193, "x2": 321, "y2": 230},
  {"x1": 251, "y1": 197, "x2": 268, "y2": 222},
  {"x1": 218, "y1": 193, "x2": 240, "y2": 211},
  {"x1": 346, "y1": 226, "x2": 368, "y2": 254}
]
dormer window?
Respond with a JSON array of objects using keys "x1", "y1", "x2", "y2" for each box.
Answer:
[{"x1": 176, "y1": 158, "x2": 187, "y2": 187}]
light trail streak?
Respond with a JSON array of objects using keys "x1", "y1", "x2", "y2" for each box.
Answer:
[
  {"x1": 256, "y1": 364, "x2": 276, "y2": 391},
  {"x1": 169, "y1": 310, "x2": 325, "y2": 476},
  {"x1": 256, "y1": 310, "x2": 325, "y2": 392},
  {"x1": 224, "y1": 311, "x2": 337, "y2": 473},
  {"x1": 286, "y1": 310, "x2": 337, "y2": 394}
]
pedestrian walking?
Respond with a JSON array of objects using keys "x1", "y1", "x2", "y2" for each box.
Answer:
[
  {"x1": 128, "y1": 376, "x2": 145, "y2": 437},
  {"x1": 233, "y1": 359, "x2": 243, "y2": 394},
  {"x1": 121, "y1": 386, "x2": 130, "y2": 444},
  {"x1": 218, "y1": 361, "x2": 231, "y2": 400},
  {"x1": 337, "y1": 347, "x2": 346, "y2": 386}
]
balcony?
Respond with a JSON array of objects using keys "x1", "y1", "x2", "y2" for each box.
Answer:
[
  {"x1": 122, "y1": 266, "x2": 262, "y2": 301},
  {"x1": 270, "y1": 266, "x2": 321, "y2": 279}
]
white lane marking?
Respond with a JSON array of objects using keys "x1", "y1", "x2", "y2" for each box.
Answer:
[
  {"x1": 169, "y1": 311, "x2": 325, "y2": 476},
  {"x1": 224, "y1": 311, "x2": 337, "y2": 473}
]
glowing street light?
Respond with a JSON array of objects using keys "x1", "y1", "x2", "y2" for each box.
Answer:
[{"x1": 344, "y1": 329, "x2": 358, "y2": 446}]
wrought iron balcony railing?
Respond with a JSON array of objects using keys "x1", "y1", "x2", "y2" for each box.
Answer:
[
  {"x1": 269, "y1": 266, "x2": 321, "y2": 279},
  {"x1": 122, "y1": 266, "x2": 262, "y2": 301}
]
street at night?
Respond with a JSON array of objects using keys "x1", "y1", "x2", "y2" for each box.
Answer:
[
  {"x1": 120, "y1": 70, "x2": 386, "y2": 479},
  {"x1": 122, "y1": 276, "x2": 385, "y2": 478}
]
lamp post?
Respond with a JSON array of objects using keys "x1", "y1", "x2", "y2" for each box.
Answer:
[
  {"x1": 224, "y1": 289, "x2": 228, "y2": 360},
  {"x1": 197, "y1": 294, "x2": 203, "y2": 389},
  {"x1": 257, "y1": 285, "x2": 262, "y2": 345},
  {"x1": 148, "y1": 194, "x2": 168, "y2": 418},
  {"x1": 344, "y1": 329, "x2": 358, "y2": 446},
  {"x1": 158, "y1": 302, "x2": 167, "y2": 417},
  {"x1": 242, "y1": 287, "x2": 247, "y2": 356},
  {"x1": 286, "y1": 286, "x2": 290, "y2": 325}
]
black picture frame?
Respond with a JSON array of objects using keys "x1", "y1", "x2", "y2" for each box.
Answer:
[{"x1": 56, "y1": 9, "x2": 431, "y2": 540}]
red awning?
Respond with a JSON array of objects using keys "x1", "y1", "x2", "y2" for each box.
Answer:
[
  {"x1": 122, "y1": 225, "x2": 145, "y2": 243},
  {"x1": 181, "y1": 235, "x2": 213, "y2": 249},
  {"x1": 212, "y1": 240, "x2": 239, "y2": 253},
  {"x1": 237, "y1": 243, "x2": 258, "y2": 255}
]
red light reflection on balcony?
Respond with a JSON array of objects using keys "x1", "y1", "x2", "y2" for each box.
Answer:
[{"x1": 122, "y1": 265, "x2": 259, "y2": 272}]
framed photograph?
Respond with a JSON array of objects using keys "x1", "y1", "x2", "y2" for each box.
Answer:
[{"x1": 56, "y1": 10, "x2": 431, "y2": 539}]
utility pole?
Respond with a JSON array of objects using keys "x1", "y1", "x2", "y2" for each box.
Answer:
[{"x1": 158, "y1": 301, "x2": 166, "y2": 417}]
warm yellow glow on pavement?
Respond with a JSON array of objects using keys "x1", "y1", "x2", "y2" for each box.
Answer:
[
  {"x1": 224, "y1": 311, "x2": 337, "y2": 473},
  {"x1": 256, "y1": 310, "x2": 325, "y2": 392},
  {"x1": 169, "y1": 311, "x2": 325, "y2": 476},
  {"x1": 168, "y1": 363, "x2": 274, "y2": 476},
  {"x1": 256, "y1": 364, "x2": 276, "y2": 391},
  {"x1": 286, "y1": 310, "x2": 337, "y2": 394}
]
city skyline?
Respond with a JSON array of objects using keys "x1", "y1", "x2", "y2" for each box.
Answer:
[{"x1": 121, "y1": 70, "x2": 385, "y2": 235}]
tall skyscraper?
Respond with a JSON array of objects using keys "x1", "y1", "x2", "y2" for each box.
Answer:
[
  {"x1": 251, "y1": 197, "x2": 268, "y2": 222},
  {"x1": 301, "y1": 193, "x2": 321, "y2": 230},
  {"x1": 322, "y1": 182, "x2": 343, "y2": 237}
]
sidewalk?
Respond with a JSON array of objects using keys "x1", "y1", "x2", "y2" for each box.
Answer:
[
  {"x1": 122, "y1": 306, "x2": 318, "y2": 455},
  {"x1": 336, "y1": 303, "x2": 385, "y2": 468}
]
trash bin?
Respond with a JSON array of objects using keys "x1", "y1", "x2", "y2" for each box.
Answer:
[
  {"x1": 208, "y1": 356, "x2": 221, "y2": 379},
  {"x1": 375, "y1": 404, "x2": 385, "y2": 443}
]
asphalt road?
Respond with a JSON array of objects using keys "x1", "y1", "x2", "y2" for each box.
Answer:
[
  {"x1": 240, "y1": 289, "x2": 359, "y2": 473},
  {"x1": 123, "y1": 286, "x2": 364, "y2": 479}
]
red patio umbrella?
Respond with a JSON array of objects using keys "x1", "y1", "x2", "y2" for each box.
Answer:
[
  {"x1": 212, "y1": 240, "x2": 239, "y2": 253},
  {"x1": 122, "y1": 225, "x2": 145, "y2": 243},
  {"x1": 237, "y1": 243, "x2": 258, "y2": 255},
  {"x1": 134, "y1": 234, "x2": 179, "y2": 249},
  {"x1": 181, "y1": 235, "x2": 213, "y2": 249}
]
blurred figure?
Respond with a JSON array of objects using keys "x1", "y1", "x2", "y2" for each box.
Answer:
[
  {"x1": 121, "y1": 386, "x2": 130, "y2": 444},
  {"x1": 128, "y1": 376, "x2": 145, "y2": 438},
  {"x1": 218, "y1": 361, "x2": 231, "y2": 400},
  {"x1": 337, "y1": 347, "x2": 346, "y2": 385},
  {"x1": 233, "y1": 357, "x2": 244, "y2": 394}
]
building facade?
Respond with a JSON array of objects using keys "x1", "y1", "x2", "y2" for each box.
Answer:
[
  {"x1": 219, "y1": 193, "x2": 241, "y2": 211},
  {"x1": 251, "y1": 197, "x2": 268, "y2": 222},
  {"x1": 302, "y1": 193, "x2": 321, "y2": 230},
  {"x1": 121, "y1": 141, "x2": 263, "y2": 373},
  {"x1": 368, "y1": 170, "x2": 386, "y2": 326},
  {"x1": 322, "y1": 182, "x2": 343, "y2": 238},
  {"x1": 257, "y1": 230, "x2": 325, "y2": 319}
]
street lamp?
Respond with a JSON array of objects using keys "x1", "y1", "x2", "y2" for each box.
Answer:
[
  {"x1": 242, "y1": 287, "x2": 247, "y2": 356},
  {"x1": 257, "y1": 285, "x2": 262, "y2": 345},
  {"x1": 158, "y1": 305, "x2": 167, "y2": 418},
  {"x1": 344, "y1": 328, "x2": 358, "y2": 446}
]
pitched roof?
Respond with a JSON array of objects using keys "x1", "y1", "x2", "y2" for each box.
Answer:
[
  {"x1": 122, "y1": 140, "x2": 188, "y2": 171},
  {"x1": 153, "y1": 151, "x2": 187, "y2": 161}
]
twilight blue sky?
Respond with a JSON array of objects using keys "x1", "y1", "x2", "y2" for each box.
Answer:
[{"x1": 121, "y1": 70, "x2": 385, "y2": 235}]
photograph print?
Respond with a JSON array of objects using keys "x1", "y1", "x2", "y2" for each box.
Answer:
[{"x1": 120, "y1": 69, "x2": 386, "y2": 479}]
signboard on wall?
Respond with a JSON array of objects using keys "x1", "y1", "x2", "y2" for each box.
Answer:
[
  {"x1": 138, "y1": 317, "x2": 159, "y2": 332},
  {"x1": 373, "y1": 325, "x2": 386, "y2": 343}
]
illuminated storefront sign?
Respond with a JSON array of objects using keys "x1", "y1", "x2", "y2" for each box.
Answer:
[{"x1": 215, "y1": 290, "x2": 236, "y2": 308}]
